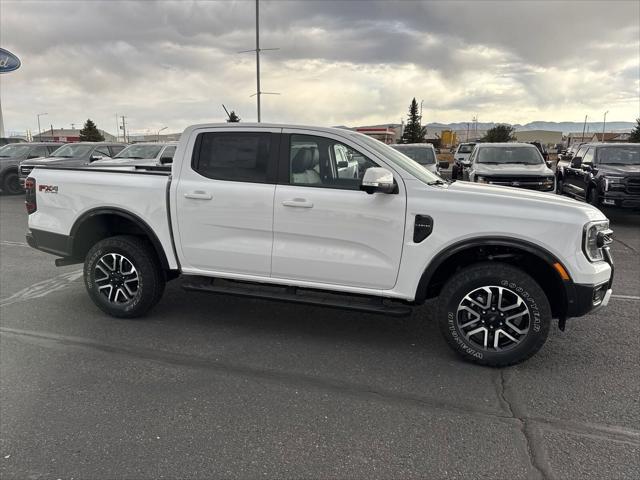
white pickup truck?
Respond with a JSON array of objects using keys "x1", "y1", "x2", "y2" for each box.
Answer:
[{"x1": 24, "y1": 124, "x2": 614, "y2": 366}]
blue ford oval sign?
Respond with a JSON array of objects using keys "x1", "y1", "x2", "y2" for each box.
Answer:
[{"x1": 0, "y1": 48, "x2": 21, "y2": 74}]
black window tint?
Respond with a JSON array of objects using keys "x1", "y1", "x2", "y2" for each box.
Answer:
[
  {"x1": 110, "y1": 145, "x2": 125, "y2": 156},
  {"x1": 47, "y1": 145, "x2": 60, "y2": 154},
  {"x1": 162, "y1": 146, "x2": 176, "y2": 159},
  {"x1": 94, "y1": 146, "x2": 111, "y2": 156},
  {"x1": 194, "y1": 132, "x2": 271, "y2": 183},
  {"x1": 28, "y1": 146, "x2": 49, "y2": 158}
]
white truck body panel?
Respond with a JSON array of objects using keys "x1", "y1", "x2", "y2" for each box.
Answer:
[{"x1": 27, "y1": 123, "x2": 611, "y2": 303}]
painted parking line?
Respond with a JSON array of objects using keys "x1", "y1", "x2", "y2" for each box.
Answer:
[
  {"x1": 611, "y1": 294, "x2": 640, "y2": 301},
  {"x1": 0, "y1": 240, "x2": 28, "y2": 247}
]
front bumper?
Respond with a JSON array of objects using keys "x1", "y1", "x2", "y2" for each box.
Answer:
[
  {"x1": 565, "y1": 247, "x2": 614, "y2": 318},
  {"x1": 601, "y1": 191, "x2": 640, "y2": 209}
]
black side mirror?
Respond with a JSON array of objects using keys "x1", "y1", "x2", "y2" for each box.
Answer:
[
  {"x1": 570, "y1": 156, "x2": 582, "y2": 168},
  {"x1": 159, "y1": 156, "x2": 173, "y2": 164},
  {"x1": 545, "y1": 161, "x2": 552, "y2": 169},
  {"x1": 337, "y1": 160, "x2": 349, "y2": 169},
  {"x1": 438, "y1": 161, "x2": 449, "y2": 169},
  {"x1": 582, "y1": 164, "x2": 592, "y2": 172}
]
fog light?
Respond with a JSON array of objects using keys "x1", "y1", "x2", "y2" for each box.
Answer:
[{"x1": 592, "y1": 285, "x2": 607, "y2": 306}]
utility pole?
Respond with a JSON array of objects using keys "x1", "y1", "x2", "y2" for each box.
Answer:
[
  {"x1": 581, "y1": 115, "x2": 588, "y2": 142},
  {"x1": 602, "y1": 110, "x2": 609, "y2": 142},
  {"x1": 36, "y1": 112, "x2": 48, "y2": 138},
  {"x1": 466, "y1": 123, "x2": 470, "y2": 142},
  {"x1": 240, "y1": 0, "x2": 279, "y2": 122},
  {"x1": 157, "y1": 126, "x2": 167, "y2": 142},
  {"x1": 121, "y1": 116, "x2": 127, "y2": 143}
]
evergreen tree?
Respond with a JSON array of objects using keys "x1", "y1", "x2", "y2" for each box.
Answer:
[
  {"x1": 401, "y1": 98, "x2": 426, "y2": 143},
  {"x1": 226, "y1": 111, "x2": 241, "y2": 123},
  {"x1": 79, "y1": 119, "x2": 105, "y2": 142},
  {"x1": 629, "y1": 118, "x2": 640, "y2": 142},
  {"x1": 481, "y1": 124, "x2": 516, "y2": 142}
]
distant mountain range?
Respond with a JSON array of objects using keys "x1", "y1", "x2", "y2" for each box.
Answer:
[{"x1": 425, "y1": 121, "x2": 635, "y2": 134}]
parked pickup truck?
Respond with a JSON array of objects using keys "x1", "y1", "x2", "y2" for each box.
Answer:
[{"x1": 24, "y1": 124, "x2": 614, "y2": 366}]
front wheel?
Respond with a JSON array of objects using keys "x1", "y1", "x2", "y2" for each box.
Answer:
[
  {"x1": 436, "y1": 262, "x2": 551, "y2": 367},
  {"x1": 84, "y1": 235, "x2": 165, "y2": 318},
  {"x1": 556, "y1": 177, "x2": 564, "y2": 195}
]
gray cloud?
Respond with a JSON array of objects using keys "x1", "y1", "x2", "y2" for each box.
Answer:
[{"x1": 1, "y1": 0, "x2": 638, "y2": 135}]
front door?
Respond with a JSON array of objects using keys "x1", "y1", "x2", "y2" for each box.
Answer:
[
  {"x1": 272, "y1": 131, "x2": 406, "y2": 290},
  {"x1": 175, "y1": 128, "x2": 279, "y2": 276}
]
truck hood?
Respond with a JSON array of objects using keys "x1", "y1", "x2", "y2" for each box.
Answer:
[
  {"x1": 446, "y1": 180, "x2": 604, "y2": 221},
  {"x1": 474, "y1": 163, "x2": 553, "y2": 176},
  {"x1": 596, "y1": 164, "x2": 640, "y2": 175},
  {"x1": 22, "y1": 156, "x2": 82, "y2": 167}
]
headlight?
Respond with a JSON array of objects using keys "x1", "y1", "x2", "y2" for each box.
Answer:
[
  {"x1": 542, "y1": 177, "x2": 555, "y2": 190},
  {"x1": 582, "y1": 220, "x2": 611, "y2": 262},
  {"x1": 604, "y1": 176, "x2": 624, "y2": 191},
  {"x1": 476, "y1": 176, "x2": 489, "y2": 184}
]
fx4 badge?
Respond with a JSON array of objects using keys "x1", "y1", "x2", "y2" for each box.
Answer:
[{"x1": 38, "y1": 184, "x2": 58, "y2": 194}]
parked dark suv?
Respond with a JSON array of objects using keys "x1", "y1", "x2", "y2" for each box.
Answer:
[
  {"x1": 19, "y1": 142, "x2": 125, "y2": 187},
  {"x1": 556, "y1": 143, "x2": 640, "y2": 209},
  {"x1": 0, "y1": 142, "x2": 64, "y2": 194}
]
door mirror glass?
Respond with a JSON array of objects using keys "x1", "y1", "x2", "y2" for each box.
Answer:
[
  {"x1": 438, "y1": 161, "x2": 449, "y2": 169},
  {"x1": 570, "y1": 156, "x2": 582, "y2": 168},
  {"x1": 159, "y1": 156, "x2": 173, "y2": 164},
  {"x1": 90, "y1": 155, "x2": 104, "y2": 162},
  {"x1": 360, "y1": 167, "x2": 396, "y2": 194},
  {"x1": 337, "y1": 160, "x2": 349, "y2": 169}
]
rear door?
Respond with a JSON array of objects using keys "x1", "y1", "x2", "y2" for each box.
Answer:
[
  {"x1": 174, "y1": 127, "x2": 280, "y2": 276},
  {"x1": 272, "y1": 130, "x2": 406, "y2": 290}
]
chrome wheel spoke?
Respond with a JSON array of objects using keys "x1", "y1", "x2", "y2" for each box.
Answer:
[
  {"x1": 94, "y1": 252, "x2": 139, "y2": 304},
  {"x1": 457, "y1": 285, "x2": 531, "y2": 352}
]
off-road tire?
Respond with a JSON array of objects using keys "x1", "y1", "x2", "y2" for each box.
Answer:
[
  {"x1": 2, "y1": 171, "x2": 23, "y2": 195},
  {"x1": 84, "y1": 235, "x2": 165, "y2": 318},
  {"x1": 436, "y1": 262, "x2": 551, "y2": 367}
]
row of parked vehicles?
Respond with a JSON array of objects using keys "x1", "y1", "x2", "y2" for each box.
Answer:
[
  {"x1": 0, "y1": 141, "x2": 177, "y2": 195},
  {"x1": 448, "y1": 140, "x2": 640, "y2": 209}
]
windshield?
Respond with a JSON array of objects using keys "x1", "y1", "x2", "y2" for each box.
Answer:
[
  {"x1": 51, "y1": 144, "x2": 93, "y2": 158},
  {"x1": 458, "y1": 144, "x2": 475, "y2": 154},
  {"x1": 597, "y1": 146, "x2": 640, "y2": 165},
  {"x1": 0, "y1": 145, "x2": 31, "y2": 158},
  {"x1": 355, "y1": 133, "x2": 441, "y2": 184},
  {"x1": 476, "y1": 146, "x2": 543, "y2": 165},
  {"x1": 115, "y1": 144, "x2": 163, "y2": 159},
  {"x1": 390, "y1": 145, "x2": 435, "y2": 165}
]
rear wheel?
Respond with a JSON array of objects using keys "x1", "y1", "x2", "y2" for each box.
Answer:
[
  {"x1": 2, "y1": 171, "x2": 23, "y2": 195},
  {"x1": 84, "y1": 235, "x2": 165, "y2": 318},
  {"x1": 437, "y1": 262, "x2": 551, "y2": 367}
]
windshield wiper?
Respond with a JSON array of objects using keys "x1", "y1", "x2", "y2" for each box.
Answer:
[
  {"x1": 427, "y1": 179, "x2": 446, "y2": 186},
  {"x1": 53, "y1": 155, "x2": 73, "y2": 158}
]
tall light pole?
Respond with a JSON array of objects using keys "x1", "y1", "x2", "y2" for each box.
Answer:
[
  {"x1": 240, "y1": 0, "x2": 279, "y2": 122},
  {"x1": 602, "y1": 111, "x2": 609, "y2": 142},
  {"x1": 157, "y1": 126, "x2": 167, "y2": 142},
  {"x1": 37, "y1": 112, "x2": 48, "y2": 138},
  {"x1": 581, "y1": 114, "x2": 588, "y2": 141}
]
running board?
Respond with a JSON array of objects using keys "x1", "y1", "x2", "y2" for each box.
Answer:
[{"x1": 181, "y1": 277, "x2": 412, "y2": 317}]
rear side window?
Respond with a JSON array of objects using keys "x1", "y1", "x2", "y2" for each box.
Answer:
[
  {"x1": 192, "y1": 132, "x2": 272, "y2": 183},
  {"x1": 110, "y1": 145, "x2": 125, "y2": 156}
]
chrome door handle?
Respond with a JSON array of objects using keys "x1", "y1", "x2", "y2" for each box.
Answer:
[
  {"x1": 184, "y1": 191, "x2": 212, "y2": 200},
  {"x1": 282, "y1": 199, "x2": 314, "y2": 208}
]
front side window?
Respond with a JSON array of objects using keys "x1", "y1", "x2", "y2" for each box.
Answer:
[
  {"x1": 582, "y1": 148, "x2": 595, "y2": 165},
  {"x1": 193, "y1": 132, "x2": 271, "y2": 183},
  {"x1": 115, "y1": 144, "x2": 163, "y2": 159},
  {"x1": 390, "y1": 145, "x2": 435, "y2": 165},
  {"x1": 28, "y1": 146, "x2": 49, "y2": 158},
  {"x1": 162, "y1": 146, "x2": 176, "y2": 160},
  {"x1": 93, "y1": 146, "x2": 111, "y2": 157},
  {"x1": 289, "y1": 134, "x2": 377, "y2": 189},
  {"x1": 51, "y1": 144, "x2": 93, "y2": 158}
]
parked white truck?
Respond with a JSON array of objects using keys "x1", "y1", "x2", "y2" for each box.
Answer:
[{"x1": 25, "y1": 124, "x2": 614, "y2": 366}]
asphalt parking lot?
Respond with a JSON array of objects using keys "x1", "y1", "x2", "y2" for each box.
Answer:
[{"x1": 1, "y1": 194, "x2": 638, "y2": 479}]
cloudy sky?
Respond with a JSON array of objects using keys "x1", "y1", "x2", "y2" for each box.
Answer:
[{"x1": 1, "y1": 0, "x2": 639, "y2": 136}]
